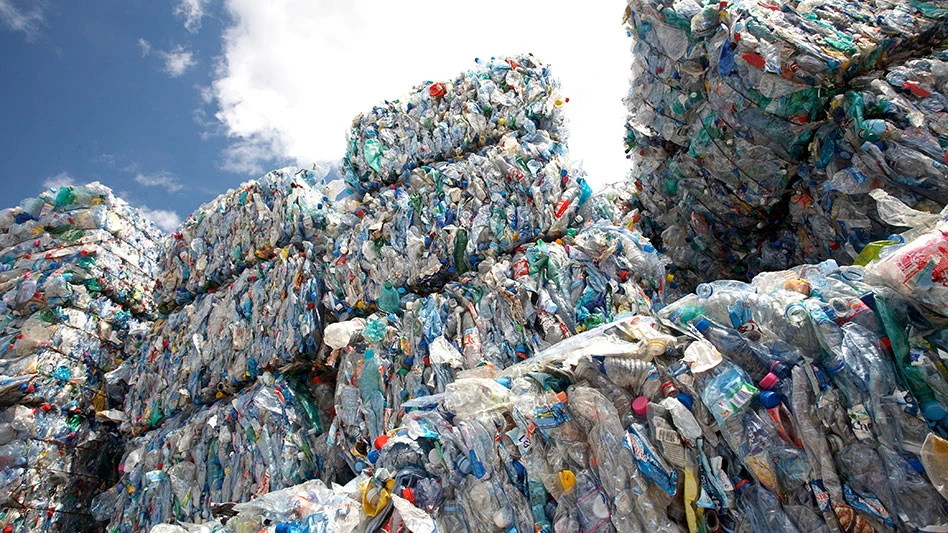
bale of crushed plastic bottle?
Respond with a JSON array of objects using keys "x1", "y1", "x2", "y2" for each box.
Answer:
[
  {"x1": 343, "y1": 54, "x2": 569, "y2": 191},
  {"x1": 252, "y1": 199, "x2": 948, "y2": 533},
  {"x1": 625, "y1": 0, "x2": 948, "y2": 285},
  {"x1": 154, "y1": 167, "x2": 332, "y2": 313},
  {"x1": 115, "y1": 242, "x2": 324, "y2": 435},
  {"x1": 0, "y1": 183, "x2": 162, "y2": 316},
  {"x1": 91, "y1": 373, "x2": 331, "y2": 533},
  {"x1": 325, "y1": 132, "x2": 593, "y2": 310},
  {"x1": 0, "y1": 302, "x2": 141, "y2": 409},
  {"x1": 0, "y1": 404, "x2": 122, "y2": 533}
]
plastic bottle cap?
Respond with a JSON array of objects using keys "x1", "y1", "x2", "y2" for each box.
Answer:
[
  {"x1": 374, "y1": 435, "x2": 389, "y2": 450},
  {"x1": 759, "y1": 373, "x2": 779, "y2": 390},
  {"x1": 632, "y1": 396, "x2": 649, "y2": 417},
  {"x1": 661, "y1": 381, "x2": 679, "y2": 397},
  {"x1": 734, "y1": 479, "x2": 750, "y2": 492},
  {"x1": 696, "y1": 283, "x2": 713, "y2": 299},
  {"x1": 677, "y1": 392, "x2": 693, "y2": 410},
  {"x1": 558, "y1": 470, "x2": 576, "y2": 494},
  {"x1": 759, "y1": 390, "x2": 781, "y2": 409},
  {"x1": 693, "y1": 318, "x2": 710, "y2": 333},
  {"x1": 646, "y1": 339, "x2": 667, "y2": 356},
  {"x1": 367, "y1": 450, "x2": 380, "y2": 464},
  {"x1": 555, "y1": 391, "x2": 568, "y2": 404}
]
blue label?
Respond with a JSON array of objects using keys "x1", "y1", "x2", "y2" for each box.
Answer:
[
  {"x1": 624, "y1": 425, "x2": 679, "y2": 496},
  {"x1": 843, "y1": 485, "x2": 894, "y2": 527},
  {"x1": 534, "y1": 402, "x2": 570, "y2": 437},
  {"x1": 809, "y1": 479, "x2": 832, "y2": 515}
]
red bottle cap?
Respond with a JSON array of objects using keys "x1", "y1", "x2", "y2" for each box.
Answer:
[
  {"x1": 759, "y1": 373, "x2": 779, "y2": 390},
  {"x1": 632, "y1": 396, "x2": 649, "y2": 417}
]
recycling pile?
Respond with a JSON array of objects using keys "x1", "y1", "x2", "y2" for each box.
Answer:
[
  {"x1": 624, "y1": 0, "x2": 948, "y2": 286},
  {"x1": 4, "y1": 7, "x2": 948, "y2": 530},
  {"x1": 154, "y1": 167, "x2": 331, "y2": 312},
  {"x1": 216, "y1": 198, "x2": 948, "y2": 533},
  {"x1": 326, "y1": 55, "x2": 595, "y2": 308},
  {"x1": 90, "y1": 172, "x2": 337, "y2": 533},
  {"x1": 0, "y1": 185, "x2": 162, "y2": 532},
  {"x1": 90, "y1": 373, "x2": 333, "y2": 531}
]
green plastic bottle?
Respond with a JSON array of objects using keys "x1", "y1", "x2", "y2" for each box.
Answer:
[{"x1": 377, "y1": 280, "x2": 400, "y2": 315}]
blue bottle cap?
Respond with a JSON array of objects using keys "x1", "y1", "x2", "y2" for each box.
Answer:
[
  {"x1": 693, "y1": 317, "x2": 710, "y2": 333},
  {"x1": 759, "y1": 391, "x2": 780, "y2": 409},
  {"x1": 367, "y1": 450, "x2": 380, "y2": 464},
  {"x1": 676, "y1": 392, "x2": 693, "y2": 410}
]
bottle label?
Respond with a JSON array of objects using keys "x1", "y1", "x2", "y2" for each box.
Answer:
[
  {"x1": 554, "y1": 197, "x2": 571, "y2": 219},
  {"x1": 653, "y1": 418, "x2": 687, "y2": 467},
  {"x1": 512, "y1": 259, "x2": 530, "y2": 279},
  {"x1": 534, "y1": 401, "x2": 570, "y2": 437},
  {"x1": 843, "y1": 485, "x2": 894, "y2": 527},
  {"x1": 847, "y1": 403, "x2": 873, "y2": 440},
  {"x1": 624, "y1": 425, "x2": 679, "y2": 496},
  {"x1": 710, "y1": 381, "x2": 757, "y2": 422},
  {"x1": 809, "y1": 479, "x2": 832, "y2": 515},
  {"x1": 463, "y1": 327, "x2": 482, "y2": 353},
  {"x1": 849, "y1": 299, "x2": 870, "y2": 320},
  {"x1": 507, "y1": 427, "x2": 531, "y2": 454}
]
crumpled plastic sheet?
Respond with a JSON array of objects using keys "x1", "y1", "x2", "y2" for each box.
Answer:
[
  {"x1": 343, "y1": 54, "x2": 568, "y2": 191},
  {"x1": 0, "y1": 403, "x2": 122, "y2": 533},
  {"x1": 154, "y1": 167, "x2": 332, "y2": 313},
  {"x1": 867, "y1": 218, "x2": 948, "y2": 317},
  {"x1": 624, "y1": 0, "x2": 948, "y2": 285},
  {"x1": 91, "y1": 373, "x2": 332, "y2": 533},
  {"x1": 325, "y1": 131, "x2": 592, "y2": 310},
  {"x1": 114, "y1": 242, "x2": 324, "y2": 435}
]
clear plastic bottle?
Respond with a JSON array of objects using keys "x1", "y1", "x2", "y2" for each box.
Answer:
[
  {"x1": 734, "y1": 479, "x2": 801, "y2": 532},
  {"x1": 693, "y1": 318, "x2": 778, "y2": 383}
]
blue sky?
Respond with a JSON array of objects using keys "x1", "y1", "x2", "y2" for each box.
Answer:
[{"x1": 0, "y1": 0, "x2": 630, "y2": 232}]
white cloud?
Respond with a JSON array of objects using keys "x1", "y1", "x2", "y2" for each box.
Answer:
[
  {"x1": 42, "y1": 171, "x2": 75, "y2": 190},
  {"x1": 209, "y1": 0, "x2": 630, "y2": 188},
  {"x1": 174, "y1": 0, "x2": 210, "y2": 33},
  {"x1": 218, "y1": 138, "x2": 279, "y2": 175},
  {"x1": 0, "y1": 0, "x2": 44, "y2": 41},
  {"x1": 138, "y1": 206, "x2": 181, "y2": 233},
  {"x1": 159, "y1": 45, "x2": 196, "y2": 78},
  {"x1": 135, "y1": 171, "x2": 185, "y2": 192},
  {"x1": 138, "y1": 38, "x2": 151, "y2": 57}
]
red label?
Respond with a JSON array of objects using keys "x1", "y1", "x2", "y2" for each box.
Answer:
[
  {"x1": 742, "y1": 53, "x2": 766, "y2": 69},
  {"x1": 554, "y1": 198, "x2": 571, "y2": 219}
]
